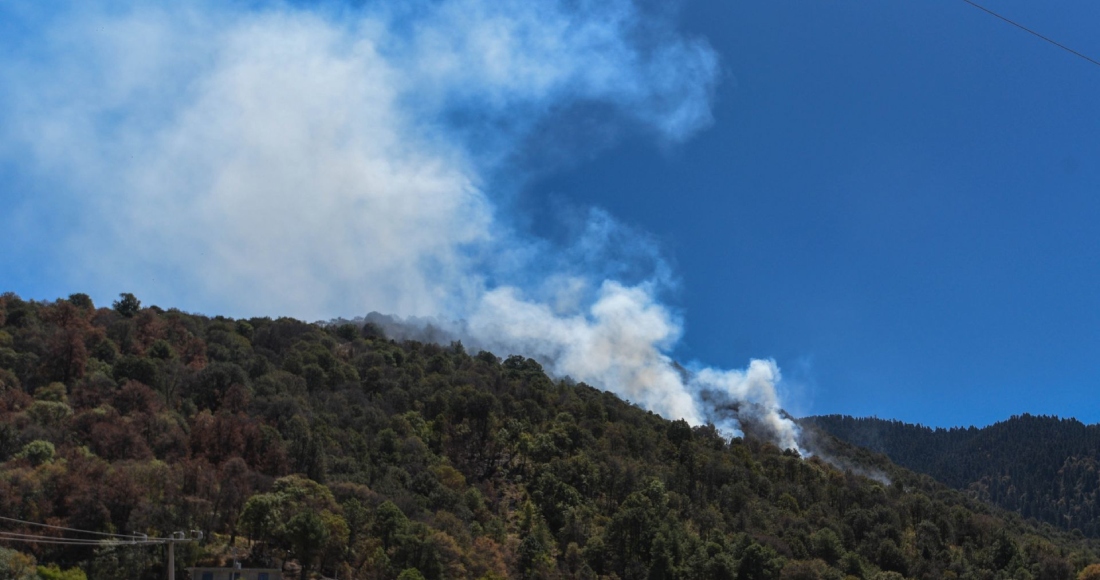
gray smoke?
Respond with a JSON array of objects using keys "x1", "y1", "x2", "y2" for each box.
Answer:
[
  {"x1": 1, "y1": 0, "x2": 805, "y2": 451},
  {"x1": 345, "y1": 281, "x2": 805, "y2": 453}
]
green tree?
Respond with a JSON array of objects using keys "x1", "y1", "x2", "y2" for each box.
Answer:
[
  {"x1": 239, "y1": 493, "x2": 282, "y2": 546},
  {"x1": 287, "y1": 511, "x2": 329, "y2": 580},
  {"x1": 0, "y1": 547, "x2": 36, "y2": 580},
  {"x1": 374, "y1": 501, "x2": 409, "y2": 551},
  {"x1": 88, "y1": 544, "x2": 148, "y2": 580},
  {"x1": 36, "y1": 564, "x2": 88, "y2": 580},
  {"x1": 809, "y1": 528, "x2": 844, "y2": 566},
  {"x1": 738, "y1": 543, "x2": 784, "y2": 580},
  {"x1": 16, "y1": 440, "x2": 55, "y2": 466},
  {"x1": 112, "y1": 293, "x2": 141, "y2": 318},
  {"x1": 66, "y1": 293, "x2": 94, "y2": 310}
]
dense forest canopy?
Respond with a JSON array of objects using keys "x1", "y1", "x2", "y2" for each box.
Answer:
[
  {"x1": 805, "y1": 415, "x2": 1100, "y2": 539},
  {"x1": 0, "y1": 292, "x2": 1098, "y2": 580}
]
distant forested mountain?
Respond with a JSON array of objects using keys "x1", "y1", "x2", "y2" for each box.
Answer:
[
  {"x1": 804, "y1": 414, "x2": 1100, "y2": 538},
  {"x1": 1, "y1": 292, "x2": 1099, "y2": 579}
]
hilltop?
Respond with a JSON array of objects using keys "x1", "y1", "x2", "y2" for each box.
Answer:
[{"x1": 0, "y1": 292, "x2": 1098, "y2": 579}]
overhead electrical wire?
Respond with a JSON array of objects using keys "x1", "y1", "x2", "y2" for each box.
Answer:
[
  {"x1": 960, "y1": 0, "x2": 1100, "y2": 68},
  {"x1": 0, "y1": 535, "x2": 160, "y2": 546},
  {"x1": 0, "y1": 531, "x2": 100, "y2": 541},
  {"x1": 0, "y1": 539, "x2": 151, "y2": 546},
  {"x1": 0, "y1": 514, "x2": 170, "y2": 548},
  {"x1": 0, "y1": 532, "x2": 153, "y2": 546},
  {"x1": 0, "y1": 515, "x2": 156, "y2": 540},
  {"x1": 0, "y1": 536, "x2": 147, "y2": 546},
  {"x1": 0, "y1": 539, "x2": 109, "y2": 546}
]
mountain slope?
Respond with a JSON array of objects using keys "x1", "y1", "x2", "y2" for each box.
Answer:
[
  {"x1": 0, "y1": 292, "x2": 1098, "y2": 579},
  {"x1": 805, "y1": 414, "x2": 1100, "y2": 537}
]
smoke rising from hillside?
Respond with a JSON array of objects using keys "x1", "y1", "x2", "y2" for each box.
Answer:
[
  {"x1": 466, "y1": 283, "x2": 802, "y2": 450},
  {"x1": 0, "y1": 0, "x2": 802, "y2": 449}
]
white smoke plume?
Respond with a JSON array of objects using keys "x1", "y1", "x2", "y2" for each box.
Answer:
[
  {"x1": 466, "y1": 282, "x2": 803, "y2": 450},
  {"x1": 0, "y1": 0, "x2": 802, "y2": 450}
]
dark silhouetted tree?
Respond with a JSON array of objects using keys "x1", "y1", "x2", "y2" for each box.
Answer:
[{"x1": 112, "y1": 293, "x2": 141, "y2": 318}]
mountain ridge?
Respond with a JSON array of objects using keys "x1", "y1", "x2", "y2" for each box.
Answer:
[
  {"x1": 803, "y1": 413, "x2": 1100, "y2": 538},
  {"x1": 0, "y1": 292, "x2": 1098, "y2": 579}
]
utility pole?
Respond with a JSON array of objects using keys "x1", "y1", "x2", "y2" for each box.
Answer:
[{"x1": 165, "y1": 530, "x2": 203, "y2": 580}]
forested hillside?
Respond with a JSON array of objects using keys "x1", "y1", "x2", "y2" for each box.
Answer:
[
  {"x1": 1, "y1": 292, "x2": 1098, "y2": 580},
  {"x1": 804, "y1": 415, "x2": 1100, "y2": 538}
]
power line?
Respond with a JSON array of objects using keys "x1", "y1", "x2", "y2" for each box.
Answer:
[
  {"x1": 960, "y1": 0, "x2": 1100, "y2": 68},
  {"x1": 0, "y1": 539, "x2": 118, "y2": 546},
  {"x1": 0, "y1": 531, "x2": 156, "y2": 546},
  {"x1": 0, "y1": 515, "x2": 201, "y2": 580},
  {"x1": 0, "y1": 515, "x2": 152, "y2": 540},
  {"x1": 0, "y1": 536, "x2": 147, "y2": 546},
  {"x1": 0, "y1": 531, "x2": 159, "y2": 547},
  {"x1": 0, "y1": 531, "x2": 97, "y2": 541}
]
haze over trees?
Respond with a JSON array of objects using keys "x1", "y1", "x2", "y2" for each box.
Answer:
[
  {"x1": 0, "y1": 292, "x2": 1098, "y2": 579},
  {"x1": 806, "y1": 414, "x2": 1100, "y2": 538}
]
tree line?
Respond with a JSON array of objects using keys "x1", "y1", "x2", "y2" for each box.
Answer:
[
  {"x1": 0, "y1": 292, "x2": 1098, "y2": 579},
  {"x1": 805, "y1": 414, "x2": 1100, "y2": 538}
]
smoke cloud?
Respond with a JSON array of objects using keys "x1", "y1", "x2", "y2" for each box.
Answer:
[
  {"x1": 0, "y1": 0, "x2": 802, "y2": 449},
  {"x1": 466, "y1": 283, "x2": 802, "y2": 450}
]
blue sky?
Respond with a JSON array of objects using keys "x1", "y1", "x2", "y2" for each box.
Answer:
[
  {"x1": 525, "y1": 0, "x2": 1100, "y2": 427},
  {"x1": 2, "y1": 0, "x2": 1099, "y2": 430}
]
